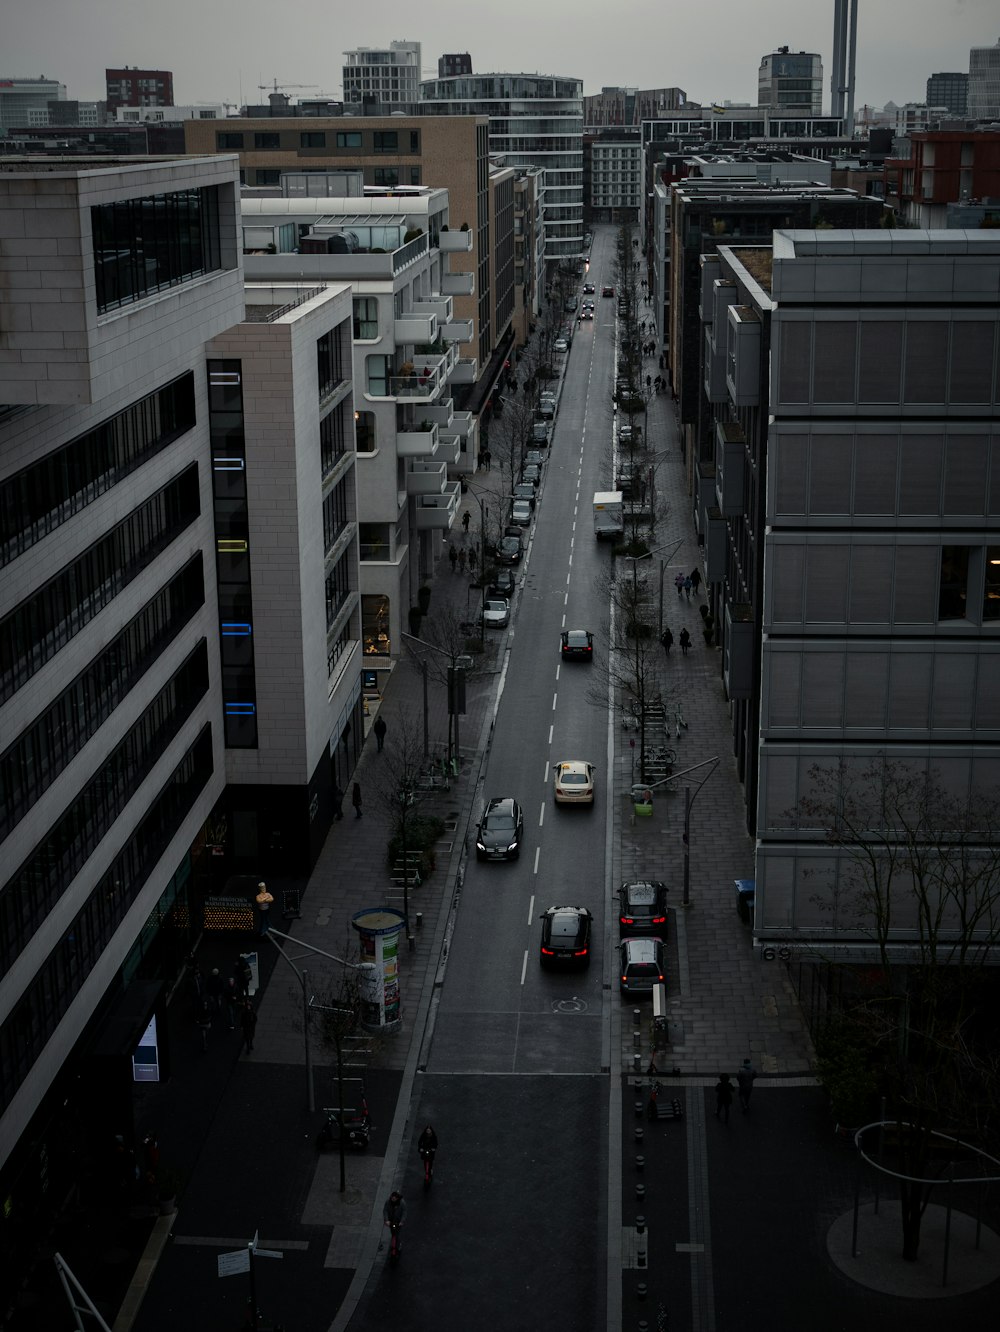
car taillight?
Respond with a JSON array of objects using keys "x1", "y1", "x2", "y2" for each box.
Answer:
[
  {"x1": 620, "y1": 916, "x2": 634, "y2": 926},
  {"x1": 541, "y1": 947, "x2": 554, "y2": 956},
  {"x1": 573, "y1": 948, "x2": 588, "y2": 957},
  {"x1": 652, "y1": 915, "x2": 666, "y2": 924}
]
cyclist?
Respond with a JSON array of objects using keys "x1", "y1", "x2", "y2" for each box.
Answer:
[
  {"x1": 383, "y1": 1191, "x2": 407, "y2": 1252},
  {"x1": 417, "y1": 1124, "x2": 438, "y2": 1163}
]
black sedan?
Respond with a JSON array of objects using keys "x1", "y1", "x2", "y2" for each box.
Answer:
[
  {"x1": 539, "y1": 905, "x2": 593, "y2": 968},
  {"x1": 476, "y1": 796, "x2": 524, "y2": 861},
  {"x1": 561, "y1": 629, "x2": 594, "y2": 661},
  {"x1": 617, "y1": 880, "x2": 669, "y2": 938},
  {"x1": 495, "y1": 535, "x2": 523, "y2": 565},
  {"x1": 490, "y1": 567, "x2": 516, "y2": 598}
]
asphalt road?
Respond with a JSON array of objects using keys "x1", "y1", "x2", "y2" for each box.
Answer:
[{"x1": 347, "y1": 231, "x2": 622, "y2": 1331}]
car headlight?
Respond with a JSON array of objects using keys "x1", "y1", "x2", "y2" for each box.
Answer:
[{"x1": 476, "y1": 840, "x2": 486, "y2": 851}]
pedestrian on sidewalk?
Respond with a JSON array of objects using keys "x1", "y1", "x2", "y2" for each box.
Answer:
[
  {"x1": 737, "y1": 1059, "x2": 757, "y2": 1113},
  {"x1": 196, "y1": 995, "x2": 213, "y2": 1052},
  {"x1": 236, "y1": 954, "x2": 252, "y2": 998},
  {"x1": 333, "y1": 784, "x2": 345, "y2": 820},
  {"x1": 715, "y1": 1073, "x2": 734, "y2": 1124},
  {"x1": 224, "y1": 975, "x2": 240, "y2": 1029},
  {"x1": 207, "y1": 967, "x2": 224, "y2": 1013},
  {"x1": 679, "y1": 627, "x2": 691, "y2": 655},
  {"x1": 483, "y1": 449, "x2": 492, "y2": 472},
  {"x1": 448, "y1": 543, "x2": 458, "y2": 573},
  {"x1": 690, "y1": 567, "x2": 702, "y2": 596},
  {"x1": 458, "y1": 548, "x2": 467, "y2": 574},
  {"x1": 352, "y1": 781, "x2": 363, "y2": 818},
  {"x1": 373, "y1": 714, "x2": 387, "y2": 752},
  {"x1": 240, "y1": 1000, "x2": 257, "y2": 1054},
  {"x1": 660, "y1": 627, "x2": 673, "y2": 656},
  {"x1": 674, "y1": 572, "x2": 685, "y2": 599},
  {"x1": 684, "y1": 575, "x2": 692, "y2": 601},
  {"x1": 462, "y1": 510, "x2": 471, "y2": 534},
  {"x1": 469, "y1": 546, "x2": 478, "y2": 575}
]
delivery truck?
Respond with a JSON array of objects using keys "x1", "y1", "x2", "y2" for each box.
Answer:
[{"x1": 593, "y1": 491, "x2": 624, "y2": 540}]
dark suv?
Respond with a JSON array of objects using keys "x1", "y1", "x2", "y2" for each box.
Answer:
[
  {"x1": 617, "y1": 880, "x2": 669, "y2": 938},
  {"x1": 539, "y1": 905, "x2": 593, "y2": 968},
  {"x1": 475, "y1": 796, "x2": 524, "y2": 861}
]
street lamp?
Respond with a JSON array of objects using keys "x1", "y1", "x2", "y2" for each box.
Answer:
[{"x1": 678, "y1": 755, "x2": 720, "y2": 907}]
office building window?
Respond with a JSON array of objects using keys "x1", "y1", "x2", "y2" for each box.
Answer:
[
  {"x1": 0, "y1": 556, "x2": 204, "y2": 841},
  {"x1": 92, "y1": 188, "x2": 222, "y2": 313},
  {"x1": 355, "y1": 410, "x2": 375, "y2": 452},
  {"x1": 323, "y1": 477, "x2": 350, "y2": 553},
  {"x1": 939, "y1": 546, "x2": 970, "y2": 620},
  {"x1": 0, "y1": 728, "x2": 213, "y2": 1117},
  {"x1": 0, "y1": 466, "x2": 200, "y2": 704},
  {"x1": 374, "y1": 168, "x2": 399, "y2": 187},
  {"x1": 366, "y1": 355, "x2": 390, "y2": 397},
  {"x1": 300, "y1": 131, "x2": 326, "y2": 148},
  {"x1": 317, "y1": 328, "x2": 345, "y2": 401},
  {"x1": 217, "y1": 132, "x2": 244, "y2": 150},
  {"x1": 410, "y1": 167, "x2": 421, "y2": 186},
  {"x1": 373, "y1": 131, "x2": 398, "y2": 153},
  {"x1": 256, "y1": 169, "x2": 281, "y2": 187},
  {"x1": 353, "y1": 297, "x2": 378, "y2": 340},
  {"x1": 1, "y1": 373, "x2": 196, "y2": 567},
  {"x1": 320, "y1": 408, "x2": 347, "y2": 478},
  {"x1": 254, "y1": 132, "x2": 280, "y2": 150},
  {"x1": 325, "y1": 559, "x2": 352, "y2": 630},
  {"x1": 336, "y1": 131, "x2": 362, "y2": 148}
]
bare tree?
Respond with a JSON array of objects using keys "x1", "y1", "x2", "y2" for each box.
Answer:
[{"x1": 795, "y1": 756, "x2": 1000, "y2": 1259}]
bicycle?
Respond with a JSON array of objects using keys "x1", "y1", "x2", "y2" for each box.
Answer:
[
  {"x1": 420, "y1": 1145, "x2": 435, "y2": 1189},
  {"x1": 387, "y1": 1220, "x2": 402, "y2": 1264}
]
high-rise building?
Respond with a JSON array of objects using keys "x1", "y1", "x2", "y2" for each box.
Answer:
[
  {"x1": 698, "y1": 229, "x2": 1000, "y2": 961},
  {"x1": 0, "y1": 75, "x2": 66, "y2": 130},
  {"x1": 757, "y1": 48, "x2": 823, "y2": 115},
  {"x1": 105, "y1": 67, "x2": 174, "y2": 114},
  {"x1": 438, "y1": 53, "x2": 472, "y2": 79},
  {"x1": 968, "y1": 37, "x2": 1000, "y2": 120},
  {"x1": 926, "y1": 71, "x2": 968, "y2": 118},
  {"x1": 342, "y1": 41, "x2": 421, "y2": 106},
  {"x1": 420, "y1": 73, "x2": 584, "y2": 260},
  {"x1": 583, "y1": 86, "x2": 687, "y2": 127}
]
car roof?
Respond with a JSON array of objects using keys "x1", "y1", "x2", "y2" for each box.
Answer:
[
  {"x1": 564, "y1": 628, "x2": 591, "y2": 641},
  {"x1": 622, "y1": 880, "x2": 665, "y2": 903},
  {"x1": 486, "y1": 796, "x2": 518, "y2": 814},
  {"x1": 620, "y1": 937, "x2": 661, "y2": 959},
  {"x1": 556, "y1": 760, "x2": 591, "y2": 775}
]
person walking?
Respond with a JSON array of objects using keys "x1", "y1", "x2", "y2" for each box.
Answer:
[
  {"x1": 224, "y1": 975, "x2": 240, "y2": 1029},
  {"x1": 462, "y1": 510, "x2": 471, "y2": 535},
  {"x1": 196, "y1": 995, "x2": 213, "y2": 1052},
  {"x1": 373, "y1": 714, "x2": 387, "y2": 752},
  {"x1": 715, "y1": 1072, "x2": 734, "y2": 1124},
  {"x1": 660, "y1": 627, "x2": 673, "y2": 656},
  {"x1": 469, "y1": 546, "x2": 478, "y2": 575},
  {"x1": 737, "y1": 1059, "x2": 757, "y2": 1113},
  {"x1": 207, "y1": 967, "x2": 224, "y2": 1014},
  {"x1": 690, "y1": 567, "x2": 702, "y2": 596},
  {"x1": 236, "y1": 954, "x2": 253, "y2": 998},
  {"x1": 352, "y1": 781, "x2": 363, "y2": 819},
  {"x1": 482, "y1": 448, "x2": 491, "y2": 472},
  {"x1": 240, "y1": 1000, "x2": 257, "y2": 1055},
  {"x1": 679, "y1": 627, "x2": 692, "y2": 655},
  {"x1": 458, "y1": 548, "x2": 467, "y2": 574},
  {"x1": 448, "y1": 543, "x2": 458, "y2": 573},
  {"x1": 333, "y1": 784, "x2": 345, "y2": 821},
  {"x1": 674, "y1": 572, "x2": 685, "y2": 599},
  {"x1": 683, "y1": 575, "x2": 692, "y2": 602}
]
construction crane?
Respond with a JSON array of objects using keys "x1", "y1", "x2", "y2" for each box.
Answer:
[{"x1": 258, "y1": 80, "x2": 318, "y2": 96}]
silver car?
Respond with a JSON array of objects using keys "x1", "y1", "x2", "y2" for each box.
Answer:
[
  {"x1": 510, "y1": 499, "x2": 532, "y2": 526},
  {"x1": 481, "y1": 598, "x2": 510, "y2": 629}
]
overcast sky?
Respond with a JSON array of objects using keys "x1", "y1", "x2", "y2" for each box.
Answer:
[{"x1": 6, "y1": 0, "x2": 998, "y2": 112}]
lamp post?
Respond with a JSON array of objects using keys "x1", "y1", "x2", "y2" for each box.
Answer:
[{"x1": 680, "y1": 755, "x2": 721, "y2": 907}]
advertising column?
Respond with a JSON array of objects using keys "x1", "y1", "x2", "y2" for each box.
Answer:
[{"x1": 351, "y1": 907, "x2": 406, "y2": 1031}]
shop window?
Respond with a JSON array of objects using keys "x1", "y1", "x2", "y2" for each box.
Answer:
[{"x1": 362, "y1": 594, "x2": 391, "y2": 656}]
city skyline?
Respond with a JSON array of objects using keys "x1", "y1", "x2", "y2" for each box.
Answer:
[{"x1": 5, "y1": 0, "x2": 997, "y2": 114}]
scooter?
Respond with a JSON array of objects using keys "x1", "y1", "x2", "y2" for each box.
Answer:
[{"x1": 317, "y1": 1098, "x2": 371, "y2": 1151}]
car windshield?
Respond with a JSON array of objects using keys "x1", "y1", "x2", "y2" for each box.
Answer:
[
  {"x1": 485, "y1": 814, "x2": 515, "y2": 830},
  {"x1": 567, "y1": 632, "x2": 589, "y2": 646},
  {"x1": 486, "y1": 601, "x2": 505, "y2": 611},
  {"x1": 560, "y1": 772, "x2": 588, "y2": 785},
  {"x1": 628, "y1": 963, "x2": 661, "y2": 977}
]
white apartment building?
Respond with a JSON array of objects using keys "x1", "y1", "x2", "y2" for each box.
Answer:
[
  {"x1": 0, "y1": 76, "x2": 66, "y2": 130},
  {"x1": 589, "y1": 137, "x2": 643, "y2": 223},
  {"x1": 240, "y1": 188, "x2": 476, "y2": 661},
  {"x1": 342, "y1": 40, "x2": 422, "y2": 106}
]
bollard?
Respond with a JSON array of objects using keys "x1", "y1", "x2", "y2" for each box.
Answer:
[
  {"x1": 635, "y1": 1155, "x2": 645, "y2": 1171},
  {"x1": 635, "y1": 1215, "x2": 648, "y2": 1270},
  {"x1": 633, "y1": 1008, "x2": 641, "y2": 1027},
  {"x1": 633, "y1": 1030, "x2": 641, "y2": 1049},
  {"x1": 415, "y1": 912, "x2": 423, "y2": 929},
  {"x1": 634, "y1": 1100, "x2": 644, "y2": 1117},
  {"x1": 635, "y1": 1183, "x2": 646, "y2": 1200},
  {"x1": 632, "y1": 1053, "x2": 642, "y2": 1074},
  {"x1": 636, "y1": 1283, "x2": 648, "y2": 1301},
  {"x1": 634, "y1": 1127, "x2": 644, "y2": 1143}
]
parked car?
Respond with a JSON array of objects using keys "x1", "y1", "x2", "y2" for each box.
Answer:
[
  {"x1": 618, "y1": 937, "x2": 666, "y2": 996},
  {"x1": 481, "y1": 598, "x2": 510, "y2": 629},
  {"x1": 532, "y1": 421, "x2": 551, "y2": 445},
  {"x1": 512, "y1": 482, "x2": 536, "y2": 509},
  {"x1": 476, "y1": 796, "x2": 524, "y2": 861},
  {"x1": 539, "y1": 390, "x2": 557, "y2": 407},
  {"x1": 525, "y1": 449, "x2": 545, "y2": 468},
  {"x1": 617, "y1": 880, "x2": 669, "y2": 938},
  {"x1": 521, "y1": 463, "x2": 542, "y2": 486},
  {"x1": 560, "y1": 628, "x2": 594, "y2": 661},
  {"x1": 539, "y1": 905, "x2": 593, "y2": 968},
  {"x1": 536, "y1": 400, "x2": 554, "y2": 420},
  {"x1": 490, "y1": 567, "x2": 516, "y2": 598},
  {"x1": 553, "y1": 760, "x2": 596, "y2": 805},
  {"x1": 602, "y1": 285, "x2": 615, "y2": 298},
  {"x1": 554, "y1": 337, "x2": 569, "y2": 354},
  {"x1": 496, "y1": 534, "x2": 523, "y2": 565},
  {"x1": 564, "y1": 297, "x2": 578, "y2": 313},
  {"x1": 510, "y1": 499, "x2": 532, "y2": 526}
]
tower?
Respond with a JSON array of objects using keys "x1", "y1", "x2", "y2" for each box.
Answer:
[{"x1": 830, "y1": 0, "x2": 859, "y2": 126}]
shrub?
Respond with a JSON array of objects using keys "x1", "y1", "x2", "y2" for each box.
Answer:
[
  {"x1": 387, "y1": 813, "x2": 446, "y2": 878},
  {"x1": 814, "y1": 1012, "x2": 881, "y2": 1129}
]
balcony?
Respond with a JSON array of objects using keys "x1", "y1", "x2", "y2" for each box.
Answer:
[
  {"x1": 415, "y1": 399, "x2": 454, "y2": 429},
  {"x1": 439, "y1": 228, "x2": 473, "y2": 253},
  {"x1": 724, "y1": 603, "x2": 755, "y2": 700},
  {"x1": 394, "y1": 312, "x2": 438, "y2": 343},
  {"x1": 703, "y1": 326, "x2": 728, "y2": 403},
  {"x1": 406, "y1": 460, "x2": 448, "y2": 496},
  {"x1": 390, "y1": 347, "x2": 456, "y2": 400},
  {"x1": 415, "y1": 297, "x2": 453, "y2": 322},
  {"x1": 414, "y1": 482, "x2": 461, "y2": 529},
  {"x1": 704, "y1": 506, "x2": 727, "y2": 584},
  {"x1": 726, "y1": 306, "x2": 761, "y2": 407},
  {"x1": 715, "y1": 420, "x2": 746, "y2": 518},
  {"x1": 437, "y1": 431, "x2": 461, "y2": 465},
  {"x1": 441, "y1": 319, "x2": 474, "y2": 343},
  {"x1": 450, "y1": 357, "x2": 478, "y2": 384},
  {"x1": 699, "y1": 254, "x2": 721, "y2": 320},
  {"x1": 441, "y1": 271, "x2": 475, "y2": 296},
  {"x1": 397, "y1": 423, "x2": 439, "y2": 456}
]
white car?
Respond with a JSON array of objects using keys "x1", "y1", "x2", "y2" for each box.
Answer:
[
  {"x1": 510, "y1": 499, "x2": 532, "y2": 526},
  {"x1": 554, "y1": 337, "x2": 569, "y2": 354},
  {"x1": 553, "y1": 760, "x2": 596, "y2": 805},
  {"x1": 481, "y1": 598, "x2": 510, "y2": 629}
]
